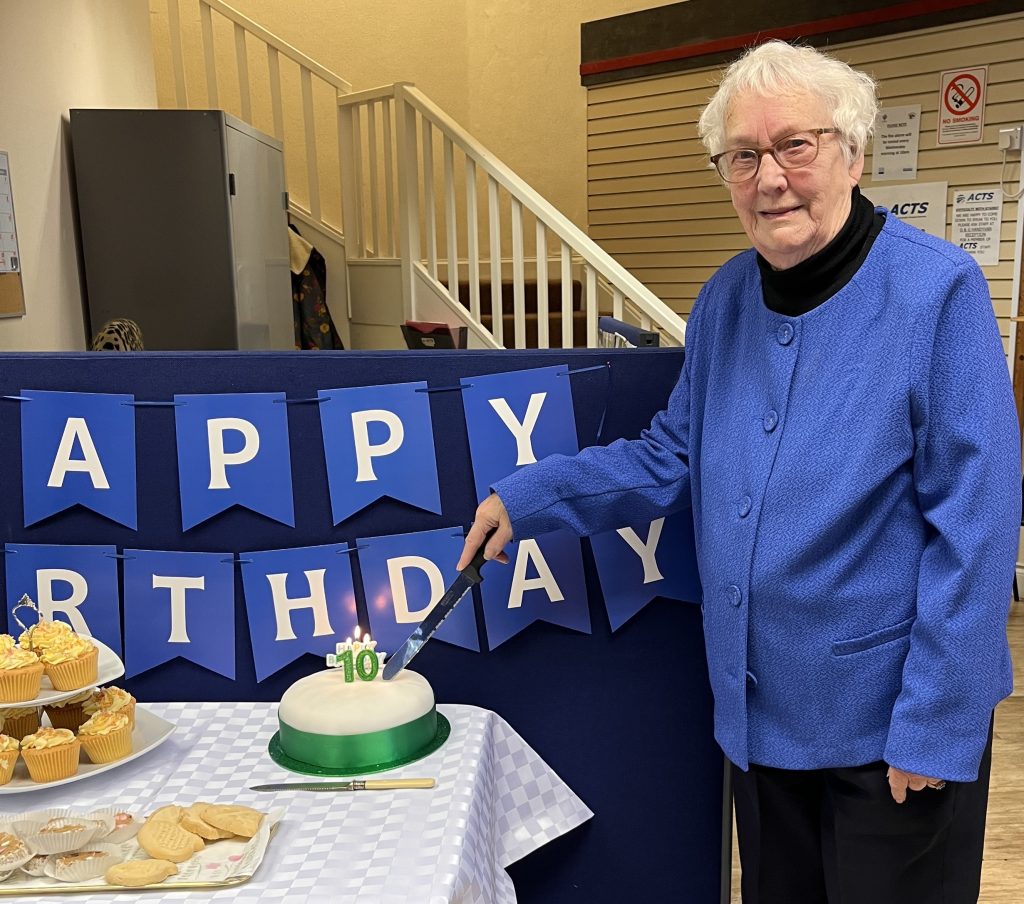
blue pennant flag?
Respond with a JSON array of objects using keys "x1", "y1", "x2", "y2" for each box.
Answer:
[
  {"x1": 174, "y1": 393, "x2": 295, "y2": 530},
  {"x1": 122, "y1": 549, "x2": 236, "y2": 679},
  {"x1": 590, "y1": 514, "x2": 702, "y2": 632},
  {"x1": 20, "y1": 389, "x2": 137, "y2": 529},
  {"x1": 477, "y1": 531, "x2": 590, "y2": 650},
  {"x1": 318, "y1": 382, "x2": 441, "y2": 524},
  {"x1": 460, "y1": 365, "x2": 579, "y2": 500},
  {"x1": 240, "y1": 544, "x2": 358, "y2": 682},
  {"x1": 4, "y1": 544, "x2": 122, "y2": 654},
  {"x1": 356, "y1": 528, "x2": 479, "y2": 655}
]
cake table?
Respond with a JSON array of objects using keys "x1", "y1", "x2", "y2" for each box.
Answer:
[{"x1": 7, "y1": 701, "x2": 594, "y2": 903}]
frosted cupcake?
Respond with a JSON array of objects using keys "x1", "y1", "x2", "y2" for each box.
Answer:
[
  {"x1": 44, "y1": 689, "x2": 95, "y2": 732},
  {"x1": 0, "y1": 734, "x2": 19, "y2": 785},
  {"x1": 0, "y1": 634, "x2": 16, "y2": 651},
  {"x1": 78, "y1": 711, "x2": 131, "y2": 764},
  {"x1": 20, "y1": 727, "x2": 81, "y2": 783},
  {"x1": 18, "y1": 618, "x2": 74, "y2": 654},
  {"x1": 0, "y1": 706, "x2": 41, "y2": 740},
  {"x1": 83, "y1": 686, "x2": 136, "y2": 729},
  {"x1": 39, "y1": 634, "x2": 98, "y2": 692},
  {"x1": 0, "y1": 647, "x2": 45, "y2": 703}
]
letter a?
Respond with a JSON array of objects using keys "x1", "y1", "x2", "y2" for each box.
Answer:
[
  {"x1": 47, "y1": 418, "x2": 110, "y2": 489},
  {"x1": 508, "y1": 539, "x2": 564, "y2": 609}
]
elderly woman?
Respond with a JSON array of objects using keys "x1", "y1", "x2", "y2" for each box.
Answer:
[{"x1": 459, "y1": 40, "x2": 1019, "y2": 903}]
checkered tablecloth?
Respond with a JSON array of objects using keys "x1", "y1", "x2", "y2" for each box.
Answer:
[{"x1": 0, "y1": 702, "x2": 593, "y2": 903}]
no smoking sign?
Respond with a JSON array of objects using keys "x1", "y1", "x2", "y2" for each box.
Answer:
[{"x1": 938, "y1": 66, "x2": 987, "y2": 145}]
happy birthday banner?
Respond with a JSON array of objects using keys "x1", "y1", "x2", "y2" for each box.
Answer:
[{"x1": 5, "y1": 365, "x2": 699, "y2": 679}]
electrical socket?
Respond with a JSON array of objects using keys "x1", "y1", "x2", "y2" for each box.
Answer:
[{"x1": 998, "y1": 125, "x2": 1023, "y2": 152}]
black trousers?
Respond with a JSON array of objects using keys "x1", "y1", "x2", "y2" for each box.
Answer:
[{"x1": 731, "y1": 726, "x2": 993, "y2": 904}]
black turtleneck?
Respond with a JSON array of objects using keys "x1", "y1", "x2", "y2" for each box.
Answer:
[{"x1": 757, "y1": 187, "x2": 885, "y2": 317}]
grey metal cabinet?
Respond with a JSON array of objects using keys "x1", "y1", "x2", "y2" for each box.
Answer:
[{"x1": 70, "y1": 109, "x2": 292, "y2": 350}]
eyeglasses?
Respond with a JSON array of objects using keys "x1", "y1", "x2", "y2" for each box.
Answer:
[{"x1": 710, "y1": 128, "x2": 841, "y2": 183}]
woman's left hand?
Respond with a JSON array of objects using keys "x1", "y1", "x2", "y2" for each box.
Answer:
[{"x1": 886, "y1": 765, "x2": 946, "y2": 803}]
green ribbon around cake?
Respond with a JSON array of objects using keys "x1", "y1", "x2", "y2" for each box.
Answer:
[{"x1": 270, "y1": 707, "x2": 450, "y2": 776}]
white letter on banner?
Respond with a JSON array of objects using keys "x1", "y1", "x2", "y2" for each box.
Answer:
[
  {"x1": 266, "y1": 569, "x2": 334, "y2": 641},
  {"x1": 47, "y1": 418, "x2": 110, "y2": 489},
  {"x1": 616, "y1": 518, "x2": 666, "y2": 584},
  {"x1": 351, "y1": 410, "x2": 405, "y2": 482},
  {"x1": 207, "y1": 418, "x2": 260, "y2": 490},
  {"x1": 35, "y1": 569, "x2": 91, "y2": 634},
  {"x1": 387, "y1": 556, "x2": 445, "y2": 624},
  {"x1": 488, "y1": 394, "x2": 547, "y2": 466},
  {"x1": 152, "y1": 575, "x2": 205, "y2": 643},
  {"x1": 508, "y1": 539, "x2": 564, "y2": 609}
]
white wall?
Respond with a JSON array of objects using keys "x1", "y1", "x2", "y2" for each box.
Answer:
[{"x1": 0, "y1": 1, "x2": 157, "y2": 351}]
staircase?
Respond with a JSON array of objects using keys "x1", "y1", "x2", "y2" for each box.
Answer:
[{"x1": 155, "y1": 0, "x2": 686, "y2": 350}]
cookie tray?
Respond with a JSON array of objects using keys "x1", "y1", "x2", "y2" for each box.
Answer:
[{"x1": 0, "y1": 813, "x2": 282, "y2": 895}]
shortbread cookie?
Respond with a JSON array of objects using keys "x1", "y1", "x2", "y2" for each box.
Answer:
[
  {"x1": 181, "y1": 804, "x2": 234, "y2": 841},
  {"x1": 147, "y1": 805, "x2": 183, "y2": 825},
  {"x1": 105, "y1": 859, "x2": 178, "y2": 887},
  {"x1": 200, "y1": 804, "x2": 263, "y2": 839},
  {"x1": 138, "y1": 819, "x2": 203, "y2": 863}
]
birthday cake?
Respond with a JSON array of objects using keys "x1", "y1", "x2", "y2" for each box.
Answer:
[{"x1": 272, "y1": 631, "x2": 448, "y2": 776}]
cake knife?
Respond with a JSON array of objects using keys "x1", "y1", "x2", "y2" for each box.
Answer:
[
  {"x1": 382, "y1": 528, "x2": 495, "y2": 680},
  {"x1": 251, "y1": 779, "x2": 436, "y2": 792}
]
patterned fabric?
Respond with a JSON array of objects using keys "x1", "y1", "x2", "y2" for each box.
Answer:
[
  {"x1": 495, "y1": 211, "x2": 1020, "y2": 781},
  {"x1": 90, "y1": 318, "x2": 144, "y2": 351},
  {"x1": 290, "y1": 227, "x2": 343, "y2": 350},
  {"x1": 16, "y1": 702, "x2": 592, "y2": 903}
]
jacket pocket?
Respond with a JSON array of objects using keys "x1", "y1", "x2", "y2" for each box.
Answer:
[{"x1": 831, "y1": 615, "x2": 915, "y2": 657}]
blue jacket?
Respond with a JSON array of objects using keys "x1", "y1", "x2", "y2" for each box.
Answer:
[{"x1": 494, "y1": 213, "x2": 1020, "y2": 780}]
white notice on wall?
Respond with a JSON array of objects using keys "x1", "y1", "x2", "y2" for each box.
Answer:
[
  {"x1": 867, "y1": 181, "x2": 947, "y2": 239},
  {"x1": 952, "y1": 187, "x2": 1002, "y2": 266},
  {"x1": 872, "y1": 105, "x2": 921, "y2": 181},
  {"x1": 0, "y1": 152, "x2": 21, "y2": 273}
]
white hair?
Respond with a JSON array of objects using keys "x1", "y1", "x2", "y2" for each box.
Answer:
[{"x1": 697, "y1": 40, "x2": 879, "y2": 165}]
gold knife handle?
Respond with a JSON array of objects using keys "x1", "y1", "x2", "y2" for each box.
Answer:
[{"x1": 364, "y1": 778, "x2": 436, "y2": 790}]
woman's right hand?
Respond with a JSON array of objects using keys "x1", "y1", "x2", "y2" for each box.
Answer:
[{"x1": 457, "y1": 493, "x2": 513, "y2": 569}]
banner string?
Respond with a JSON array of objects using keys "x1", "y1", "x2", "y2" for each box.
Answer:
[
  {"x1": 1, "y1": 395, "x2": 33, "y2": 402},
  {"x1": 102, "y1": 553, "x2": 137, "y2": 560},
  {"x1": 273, "y1": 396, "x2": 330, "y2": 405},
  {"x1": 415, "y1": 384, "x2": 467, "y2": 394},
  {"x1": 559, "y1": 361, "x2": 613, "y2": 444},
  {"x1": 122, "y1": 400, "x2": 183, "y2": 408}
]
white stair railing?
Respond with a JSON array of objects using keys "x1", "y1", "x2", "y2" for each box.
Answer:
[
  {"x1": 338, "y1": 84, "x2": 686, "y2": 348},
  {"x1": 160, "y1": 0, "x2": 686, "y2": 349}
]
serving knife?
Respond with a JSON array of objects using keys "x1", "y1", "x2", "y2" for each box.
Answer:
[
  {"x1": 251, "y1": 778, "x2": 436, "y2": 792},
  {"x1": 381, "y1": 528, "x2": 495, "y2": 681}
]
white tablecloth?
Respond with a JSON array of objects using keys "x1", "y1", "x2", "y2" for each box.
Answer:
[{"x1": 0, "y1": 702, "x2": 593, "y2": 903}]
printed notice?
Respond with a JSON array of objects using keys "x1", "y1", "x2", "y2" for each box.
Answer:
[
  {"x1": 952, "y1": 187, "x2": 1002, "y2": 267},
  {"x1": 869, "y1": 182, "x2": 947, "y2": 239},
  {"x1": 872, "y1": 105, "x2": 921, "y2": 181},
  {"x1": 938, "y1": 67, "x2": 987, "y2": 146},
  {"x1": 0, "y1": 152, "x2": 22, "y2": 273}
]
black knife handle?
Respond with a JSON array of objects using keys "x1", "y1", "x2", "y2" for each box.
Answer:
[{"x1": 463, "y1": 527, "x2": 497, "y2": 584}]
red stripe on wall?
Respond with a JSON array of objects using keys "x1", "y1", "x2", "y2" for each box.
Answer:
[{"x1": 580, "y1": 0, "x2": 996, "y2": 76}]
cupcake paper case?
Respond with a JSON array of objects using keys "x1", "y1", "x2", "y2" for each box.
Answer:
[
  {"x1": 0, "y1": 648, "x2": 45, "y2": 703},
  {"x1": 0, "y1": 734, "x2": 19, "y2": 785},
  {"x1": 41, "y1": 639, "x2": 98, "y2": 692},
  {"x1": 0, "y1": 707, "x2": 41, "y2": 740},
  {"x1": 78, "y1": 711, "x2": 132, "y2": 764},
  {"x1": 20, "y1": 728, "x2": 81, "y2": 783},
  {"x1": 44, "y1": 690, "x2": 95, "y2": 732}
]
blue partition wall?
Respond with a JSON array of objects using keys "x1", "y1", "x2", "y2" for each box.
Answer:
[{"x1": 0, "y1": 349, "x2": 720, "y2": 903}]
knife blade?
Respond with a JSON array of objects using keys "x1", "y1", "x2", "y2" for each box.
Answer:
[
  {"x1": 251, "y1": 778, "x2": 436, "y2": 792},
  {"x1": 382, "y1": 528, "x2": 495, "y2": 681}
]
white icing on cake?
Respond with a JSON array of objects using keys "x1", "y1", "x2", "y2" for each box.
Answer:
[{"x1": 278, "y1": 668, "x2": 434, "y2": 736}]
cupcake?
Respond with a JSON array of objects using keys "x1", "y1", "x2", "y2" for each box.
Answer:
[
  {"x1": 18, "y1": 618, "x2": 74, "y2": 654},
  {"x1": 20, "y1": 727, "x2": 81, "y2": 783},
  {"x1": 0, "y1": 634, "x2": 16, "y2": 651},
  {"x1": 78, "y1": 711, "x2": 131, "y2": 764},
  {"x1": 39, "y1": 634, "x2": 98, "y2": 692},
  {"x1": 45, "y1": 843, "x2": 123, "y2": 882},
  {"x1": 44, "y1": 689, "x2": 95, "y2": 732},
  {"x1": 0, "y1": 734, "x2": 19, "y2": 785},
  {"x1": 0, "y1": 832, "x2": 32, "y2": 874},
  {"x1": 83, "y1": 686, "x2": 136, "y2": 729},
  {"x1": 0, "y1": 647, "x2": 45, "y2": 703},
  {"x1": 0, "y1": 706, "x2": 41, "y2": 740}
]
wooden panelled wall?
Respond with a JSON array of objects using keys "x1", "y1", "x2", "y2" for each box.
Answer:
[{"x1": 587, "y1": 12, "x2": 1024, "y2": 354}]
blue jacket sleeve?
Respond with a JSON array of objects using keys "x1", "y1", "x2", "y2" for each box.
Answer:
[
  {"x1": 493, "y1": 344, "x2": 694, "y2": 541},
  {"x1": 884, "y1": 261, "x2": 1020, "y2": 781}
]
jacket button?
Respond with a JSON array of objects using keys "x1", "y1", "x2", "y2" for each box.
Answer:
[
  {"x1": 777, "y1": 323, "x2": 794, "y2": 345},
  {"x1": 727, "y1": 584, "x2": 742, "y2": 607},
  {"x1": 738, "y1": 496, "x2": 752, "y2": 518},
  {"x1": 763, "y1": 410, "x2": 778, "y2": 432},
  {"x1": 746, "y1": 670, "x2": 758, "y2": 689}
]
